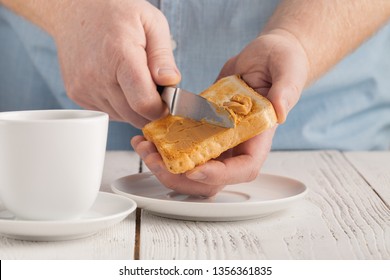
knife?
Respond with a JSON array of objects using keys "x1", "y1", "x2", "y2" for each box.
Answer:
[{"x1": 157, "y1": 86, "x2": 234, "y2": 128}]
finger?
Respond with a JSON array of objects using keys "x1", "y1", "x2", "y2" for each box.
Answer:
[
  {"x1": 266, "y1": 79, "x2": 301, "y2": 123},
  {"x1": 132, "y1": 137, "x2": 224, "y2": 197},
  {"x1": 186, "y1": 127, "x2": 276, "y2": 185},
  {"x1": 144, "y1": 12, "x2": 181, "y2": 86},
  {"x1": 131, "y1": 135, "x2": 146, "y2": 150},
  {"x1": 265, "y1": 50, "x2": 307, "y2": 124},
  {"x1": 97, "y1": 99, "x2": 123, "y2": 122},
  {"x1": 145, "y1": 153, "x2": 225, "y2": 197},
  {"x1": 116, "y1": 45, "x2": 166, "y2": 122},
  {"x1": 240, "y1": 72, "x2": 272, "y2": 97},
  {"x1": 107, "y1": 85, "x2": 150, "y2": 128},
  {"x1": 131, "y1": 135, "x2": 156, "y2": 159}
]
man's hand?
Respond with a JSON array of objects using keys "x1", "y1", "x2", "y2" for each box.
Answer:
[
  {"x1": 54, "y1": 0, "x2": 180, "y2": 127},
  {"x1": 218, "y1": 29, "x2": 308, "y2": 124},
  {"x1": 132, "y1": 128, "x2": 276, "y2": 197},
  {"x1": 1, "y1": 0, "x2": 181, "y2": 127},
  {"x1": 132, "y1": 30, "x2": 309, "y2": 196}
]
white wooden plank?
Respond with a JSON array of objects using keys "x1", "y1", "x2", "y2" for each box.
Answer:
[
  {"x1": 0, "y1": 214, "x2": 135, "y2": 259},
  {"x1": 139, "y1": 151, "x2": 390, "y2": 259},
  {"x1": 0, "y1": 151, "x2": 139, "y2": 259},
  {"x1": 344, "y1": 151, "x2": 390, "y2": 206},
  {"x1": 262, "y1": 151, "x2": 390, "y2": 259}
]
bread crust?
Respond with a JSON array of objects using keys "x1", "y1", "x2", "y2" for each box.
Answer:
[{"x1": 142, "y1": 75, "x2": 277, "y2": 174}]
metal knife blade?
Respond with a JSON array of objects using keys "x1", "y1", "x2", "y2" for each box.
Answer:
[{"x1": 158, "y1": 86, "x2": 234, "y2": 128}]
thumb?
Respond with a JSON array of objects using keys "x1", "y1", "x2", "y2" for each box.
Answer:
[
  {"x1": 266, "y1": 80, "x2": 301, "y2": 124},
  {"x1": 145, "y1": 14, "x2": 181, "y2": 86},
  {"x1": 265, "y1": 51, "x2": 307, "y2": 123}
]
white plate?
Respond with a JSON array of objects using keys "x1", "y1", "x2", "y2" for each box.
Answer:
[
  {"x1": 0, "y1": 192, "x2": 136, "y2": 241},
  {"x1": 111, "y1": 172, "x2": 307, "y2": 222}
]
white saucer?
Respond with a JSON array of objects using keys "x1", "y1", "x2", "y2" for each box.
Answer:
[
  {"x1": 111, "y1": 172, "x2": 307, "y2": 222},
  {"x1": 0, "y1": 192, "x2": 136, "y2": 241}
]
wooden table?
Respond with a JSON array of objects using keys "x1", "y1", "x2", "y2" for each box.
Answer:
[{"x1": 1, "y1": 151, "x2": 389, "y2": 260}]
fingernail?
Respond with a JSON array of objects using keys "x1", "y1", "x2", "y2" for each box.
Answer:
[
  {"x1": 187, "y1": 171, "x2": 207, "y2": 181},
  {"x1": 158, "y1": 68, "x2": 177, "y2": 77}
]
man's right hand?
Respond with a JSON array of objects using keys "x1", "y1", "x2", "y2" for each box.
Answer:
[
  {"x1": 47, "y1": 0, "x2": 181, "y2": 127},
  {"x1": 0, "y1": 0, "x2": 181, "y2": 127}
]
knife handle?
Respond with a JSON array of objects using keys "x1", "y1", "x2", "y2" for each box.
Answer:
[
  {"x1": 156, "y1": 85, "x2": 165, "y2": 95},
  {"x1": 157, "y1": 85, "x2": 177, "y2": 113}
]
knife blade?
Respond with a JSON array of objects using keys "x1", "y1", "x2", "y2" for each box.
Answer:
[{"x1": 158, "y1": 86, "x2": 234, "y2": 128}]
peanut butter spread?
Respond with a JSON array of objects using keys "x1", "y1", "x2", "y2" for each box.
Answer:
[
  {"x1": 165, "y1": 118, "x2": 225, "y2": 149},
  {"x1": 165, "y1": 94, "x2": 252, "y2": 150},
  {"x1": 223, "y1": 94, "x2": 252, "y2": 115}
]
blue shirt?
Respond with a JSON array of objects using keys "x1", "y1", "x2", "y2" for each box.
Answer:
[{"x1": 1, "y1": 0, "x2": 389, "y2": 150}]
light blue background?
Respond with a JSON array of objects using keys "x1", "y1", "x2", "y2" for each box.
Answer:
[{"x1": 1, "y1": 1, "x2": 389, "y2": 150}]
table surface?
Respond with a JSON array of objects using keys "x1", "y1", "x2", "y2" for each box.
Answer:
[{"x1": 1, "y1": 150, "x2": 389, "y2": 260}]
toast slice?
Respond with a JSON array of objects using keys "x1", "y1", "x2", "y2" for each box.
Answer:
[{"x1": 142, "y1": 75, "x2": 277, "y2": 174}]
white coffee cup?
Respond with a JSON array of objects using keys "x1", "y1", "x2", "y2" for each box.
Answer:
[{"x1": 0, "y1": 110, "x2": 108, "y2": 220}]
